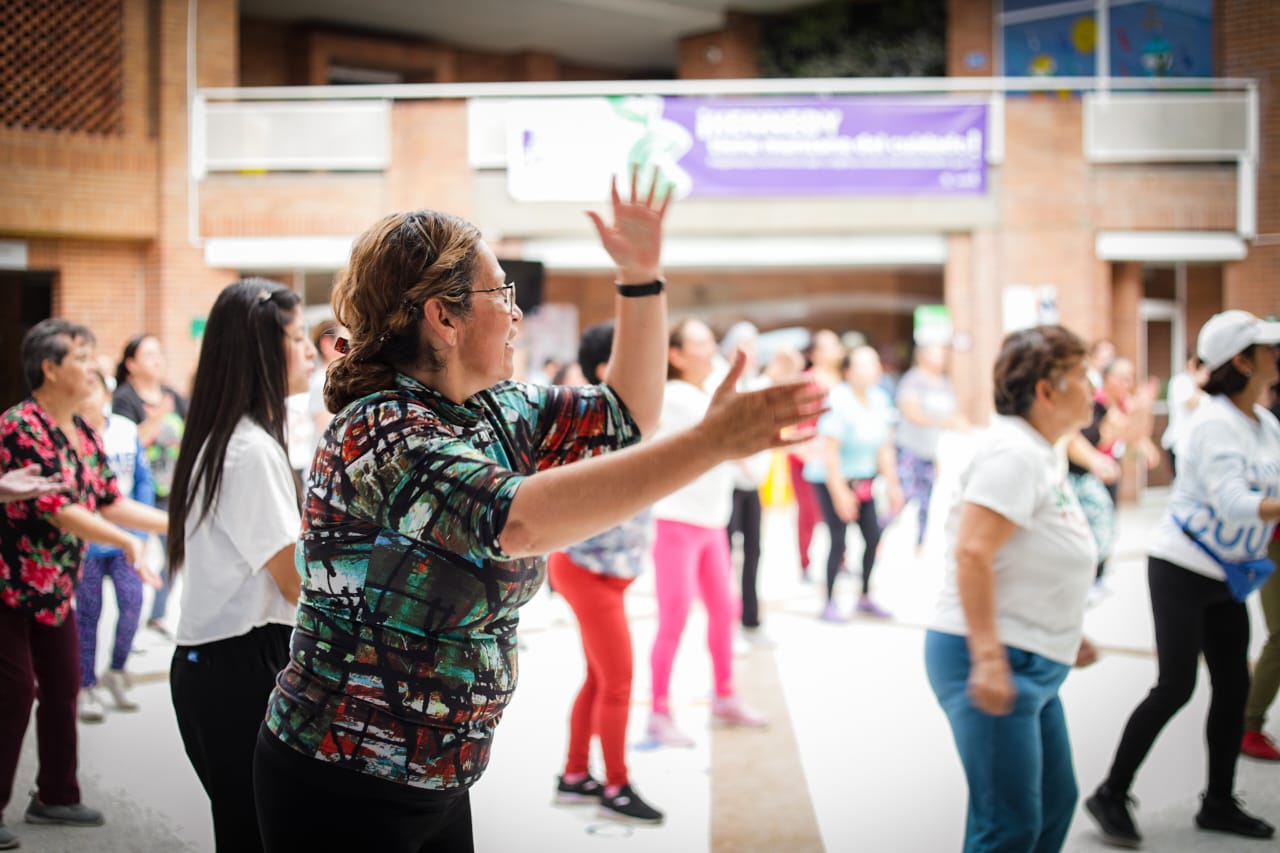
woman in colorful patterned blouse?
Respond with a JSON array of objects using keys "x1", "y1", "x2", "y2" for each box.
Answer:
[
  {"x1": 251, "y1": 174, "x2": 825, "y2": 853},
  {"x1": 0, "y1": 319, "x2": 166, "y2": 850}
]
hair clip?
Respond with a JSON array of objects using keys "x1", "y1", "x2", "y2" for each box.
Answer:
[
  {"x1": 257, "y1": 289, "x2": 272, "y2": 303},
  {"x1": 333, "y1": 336, "x2": 350, "y2": 354}
]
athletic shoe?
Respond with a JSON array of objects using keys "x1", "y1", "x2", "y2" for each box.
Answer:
[
  {"x1": 554, "y1": 773, "x2": 604, "y2": 803},
  {"x1": 710, "y1": 696, "x2": 768, "y2": 728},
  {"x1": 742, "y1": 626, "x2": 776, "y2": 649},
  {"x1": 77, "y1": 688, "x2": 106, "y2": 723},
  {"x1": 101, "y1": 670, "x2": 139, "y2": 711},
  {"x1": 856, "y1": 595, "x2": 892, "y2": 619},
  {"x1": 1085, "y1": 784, "x2": 1142, "y2": 848},
  {"x1": 24, "y1": 796, "x2": 104, "y2": 827},
  {"x1": 1195, "y1": 794, "x2": 1275, "y2": 839},
  {"x1": 1241, "y1": 730, "x2": 1280, "y2": 761},
  {"x1": 645, "y1": 713, "x2": 695, "y2": 748},
  {"x1": 819, "y1": 600, "x2": 846, "y2": 623},
  {"x1": 598, "y1": 783, "x2": 664, "y2": 824},
  {"x1": 0, "y1": 823, "x2": 19, "y2": 850}
]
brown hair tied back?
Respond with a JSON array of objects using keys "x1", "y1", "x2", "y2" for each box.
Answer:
[
  {"x1": 325, "y1": 209, "x2": 482, "y2": 412},
  {"x1": 992, "y1": 324, "x2": 1087, "y2": 417}
]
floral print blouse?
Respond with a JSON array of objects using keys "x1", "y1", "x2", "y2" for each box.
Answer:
[{"x1": 0, "y1": 398, "x2": 121, "y2": 626}]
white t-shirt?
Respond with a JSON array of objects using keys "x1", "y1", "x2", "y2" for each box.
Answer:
[
  {"x1": 177, "y1": 417, "x2": 300, "y2": 645},
  {"x1": 931, "y1": 415, "x2": 1097, "y2": 665},
  {"x1": 651, "y1": 379, "x2": 734, "y2": 529},
  {"x1": 1160, "y1": 371, "x2": 1202, "y2": 451},
  {"x1": 1148, "y1": 395, "x2": 1280, "y2": 580}
]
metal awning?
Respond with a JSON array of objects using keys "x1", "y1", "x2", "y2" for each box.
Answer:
[{"x1": 1095, "y1": 231, "x2": 1247, "y2": 262}]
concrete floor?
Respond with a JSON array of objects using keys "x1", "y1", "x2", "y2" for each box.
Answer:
[{"x1": 9, "y1": 467, "x2": 1280, "y2": 852}]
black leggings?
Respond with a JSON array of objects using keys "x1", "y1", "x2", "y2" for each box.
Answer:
[
  {"x1": 727, "y1": 487, "x2": 763, "y2": 628},
  {"x1": 170, "y1": 623, "x2": 291, "y2": 853},
  {"x1": 815, "y1": 481, "x2": 881, "y2": 600},
  {"x1": 254, "y1": 726, "x2": 474, "y2": 853},
  {"x1": 1104, "y1": 557, "x2": 1251, "y2": 799}
]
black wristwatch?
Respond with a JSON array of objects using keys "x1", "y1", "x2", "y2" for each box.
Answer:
[{"x1": 615, "y1": 279, "x2": 665, "y2": 298}]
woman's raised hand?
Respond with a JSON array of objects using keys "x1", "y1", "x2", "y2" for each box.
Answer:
[
  {"x1": 700, "y1": 351, "x2": 827, "y2": 459},
  {"x1": 586, "y1": 166, "x2": 671, "y2": 283}
]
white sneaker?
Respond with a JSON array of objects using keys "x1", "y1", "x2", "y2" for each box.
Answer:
[
  {"x1": 101, "y1": 669, "x2": 139, "y2": 711},
  {"x1": 645, "y1": 713, "x2": 695, "y2": 748},
  {"x1": 742, "y1": 627, "x2": 776, "y2": 649},
  {"x1": 77, "y1": 688, "x2": 106, "y2": 723}
]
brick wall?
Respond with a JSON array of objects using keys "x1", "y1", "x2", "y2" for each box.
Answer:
[
  {"x1": 947, "y1": 0, "x2": 994, "y2": 77},
  {"x1": 1219, "y1": 0, "x2": 1280, "y2": 317},
  {"x1": 678, "y1": 12, "x2": 761, "y2": 79}
]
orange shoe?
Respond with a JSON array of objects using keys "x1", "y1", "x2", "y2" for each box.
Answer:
[{"x1": 1241, "y1": 730, "x2": 1280, "y2": 761}]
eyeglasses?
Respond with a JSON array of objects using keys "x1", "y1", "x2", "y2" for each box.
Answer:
[{"x1": 472, "y1": 282, "x2": 517, "y2": 313}]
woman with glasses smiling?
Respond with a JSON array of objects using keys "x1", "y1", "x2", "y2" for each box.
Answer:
[{"x1": 250, "y1": 173, "x2": 826, "y2": 853}]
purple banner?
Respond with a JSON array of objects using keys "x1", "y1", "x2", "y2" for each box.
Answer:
[{"x1": 661, "y1": 96, "x2": 988, "y2": 197}]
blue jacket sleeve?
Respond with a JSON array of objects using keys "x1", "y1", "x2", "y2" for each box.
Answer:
[{"x1": 133, "y1": 435, "x2": 156, "y2": 507}]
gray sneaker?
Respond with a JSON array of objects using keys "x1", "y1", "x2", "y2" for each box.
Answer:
[
  {"x1": 101, "y1": 669, "x2": 139, "y2": 711},
  {"x1": 0, "y1": 823, "x2": 19, "y2": 849},
  {"x1": 24, "y1": 796, "x2": 104, "y2": 827},
  {"x1": 77, "y1": 688, "x2": 106, "y2": 723}
]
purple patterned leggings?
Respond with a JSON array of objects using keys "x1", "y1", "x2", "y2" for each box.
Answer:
[{"x1": 77, "y1": 551, "x2": 143, "y2": 687}]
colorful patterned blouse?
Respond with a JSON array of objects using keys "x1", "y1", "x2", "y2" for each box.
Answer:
[
  {"x1": 264, "y1": 373, "x2": 639, "y2": 789},
  {"x1": 0, "y1": 398, "x2": 121, "y2": 626}
]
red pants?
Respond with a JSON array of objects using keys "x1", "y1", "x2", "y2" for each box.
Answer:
[
  {"x1": 0, "y1": 606, "x2": 81, "y2": 820},
  {"x1": 548, "y1": 553, "x2": 635, "y2": 788},
  {"x1": 788, "y1": 454, "x2": 820, "y2": 572}
]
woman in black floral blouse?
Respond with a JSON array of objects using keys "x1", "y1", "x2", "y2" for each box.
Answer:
[{"x1": 0, "y1": 319, "x2": 166, "y2": 849}]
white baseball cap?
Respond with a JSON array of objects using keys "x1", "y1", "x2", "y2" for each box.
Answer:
[{"x1": 1197, "y1": 309, "x2": 1280, "y2": 371}]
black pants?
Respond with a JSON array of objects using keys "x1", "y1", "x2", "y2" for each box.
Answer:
[
  {"x1": 815, "y1": 482, "x2": 881, "y2": 600},
  {"x1": 1104, "y1": 557, "x2": 1250, "y2": 799},
  {"x1": 254, "y1": 726, "x2": 474, "y2": 852},
  {"x1": 171, "y1": 623, "x2": 292, "y2": 853},
  {"x1": 727, "y1": 487, "x2": 763, "y2": 628}
]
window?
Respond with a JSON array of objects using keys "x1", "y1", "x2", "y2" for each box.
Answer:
[{"x1": 997, "y1": 0, "x2": 1212, "y2": 79}]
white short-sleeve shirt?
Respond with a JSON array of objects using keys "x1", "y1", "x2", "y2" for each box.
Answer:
[
  {"x1": 930, "y1": 415, "x2": 1097, "y2": 665},
  {"x1": 176, "y1": 417, "x2": 300, "y2": 645}
]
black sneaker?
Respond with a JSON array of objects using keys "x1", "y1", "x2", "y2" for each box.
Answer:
[
  {"x1": 598, "y1": 783, "x2": 664, "y2": 825},
  {"x1": 554, "y1": 774, "x2": 604, "y2": 804},
  {"x1": 1085, "y1": 784, "x2": 1142, "y2": 848},
  {"x1": 24, "y1": 794, "x2": 104, "y2": 827},
  {"x1": 1195, "y1": 793, "x2": 1275, "y2": 839}
]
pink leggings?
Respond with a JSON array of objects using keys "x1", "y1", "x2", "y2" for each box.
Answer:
[{"x1": 650, "y1": 519, "x2": 736, "y2": 715}]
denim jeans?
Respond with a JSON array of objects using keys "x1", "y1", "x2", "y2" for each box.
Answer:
[{"x1": 925, "y1": 630, "x2": 1077, "y2": 853}]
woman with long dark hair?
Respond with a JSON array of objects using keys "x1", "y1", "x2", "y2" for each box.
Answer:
[
  {"x1": 1086, "y1": 310, "x2": 1279, "y2": 846},
  {"x1": 166, "y1": 279, "x2": 315, "y2": 852}
]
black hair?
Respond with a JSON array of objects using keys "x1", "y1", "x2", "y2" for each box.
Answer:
[
  {"x1": 1203, "y1": 344, "x2": 1256, "y2": 397},
  {"x1": 115, "y1": 333, "x2": 156, "y2": 388},
  {"x1": 577, "y1": 322, "x2": 614, "y2": 384},
  {"x1": 22, "y1": 318, "x2": 94, "y2": 392},
  {"x1": 167, "y1": 278, "x2": 301, "y2": 571}
]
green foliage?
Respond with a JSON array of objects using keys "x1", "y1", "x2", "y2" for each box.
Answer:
[{"x1": 758, "y1": 0, "x2": 947, "y2": 78}]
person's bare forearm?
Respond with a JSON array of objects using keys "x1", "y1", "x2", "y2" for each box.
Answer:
[
  {"x1": 603, "y1": 288, "x2": 666, "y2": 436},
  {"x1": 100, "y1": 498, "x2": 168, "y2": 534},
  {"x1": 52, "y1": 504, "x2": 137, "y2": 550},
  {"x1": 501, "y1": 428, "x2": 722, "y2": 557},
  {"x1": 955, "y1": 550, "x2": 1003, "y2": 661}
]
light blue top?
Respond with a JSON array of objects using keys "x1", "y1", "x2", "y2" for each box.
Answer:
[{"x1": 804, "y1": 383, "x2": 894, "y2": 483}]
